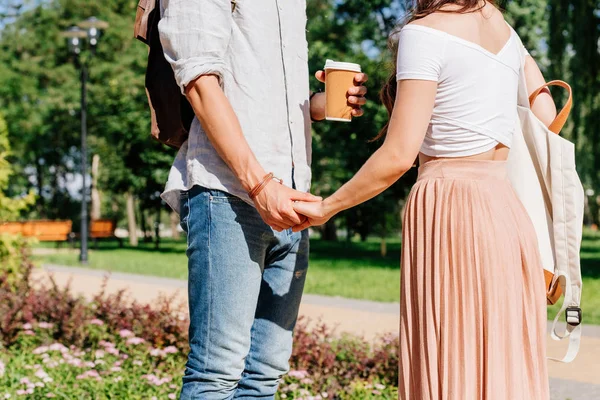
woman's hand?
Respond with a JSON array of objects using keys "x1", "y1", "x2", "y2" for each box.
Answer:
[{"x1": 291, "y1": 200, "x2": 333, "y2": 232}]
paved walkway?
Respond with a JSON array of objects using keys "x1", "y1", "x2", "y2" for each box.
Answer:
[{"x1": 36, "y1": 264, "x2": 600, "y2": 399}]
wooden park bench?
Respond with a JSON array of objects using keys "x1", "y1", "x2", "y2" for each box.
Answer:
[
  {"x1": 90, "y1": 219, "x2": 123, "y2": 248},
  {"x1": 0, "y1": 220, "x2": 73, "y2": 246}
]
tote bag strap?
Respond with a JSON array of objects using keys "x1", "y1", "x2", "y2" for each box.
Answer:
[{"x1": 529, "y1": 80, "x2": 573, "y2": 134}]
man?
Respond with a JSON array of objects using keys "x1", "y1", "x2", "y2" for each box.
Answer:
[{"x1": 158, "y1": 1, "x2": 367, "y2": 398}]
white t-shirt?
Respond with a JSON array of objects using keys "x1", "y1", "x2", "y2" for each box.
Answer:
[{"x1": 396, "y1": 23, "x2": 527, "y2": 157}]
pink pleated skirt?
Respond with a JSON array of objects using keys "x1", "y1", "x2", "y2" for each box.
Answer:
[{"x1": 399, "y1": 159, "x2": 549, "y2": 400}]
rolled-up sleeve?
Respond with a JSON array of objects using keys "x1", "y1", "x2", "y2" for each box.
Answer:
[{"x1": 158, "y1": 0, "x2": 232, "y2": 93}]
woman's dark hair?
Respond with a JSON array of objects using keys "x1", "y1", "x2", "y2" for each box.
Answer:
[{"x1": 375, "y1": 1, "x2": 493, "y2": 140}]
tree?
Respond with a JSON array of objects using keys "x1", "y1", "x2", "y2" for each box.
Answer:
[{"x1": 0, "y1": 112, "x2": 35, "y2": 220}]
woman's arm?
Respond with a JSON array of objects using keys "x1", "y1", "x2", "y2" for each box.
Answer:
[
  {"x1": 524, "y1": 56, "x2": 557, "y2": 127},
  {"x1": 292, "y1": 79, "x2": 437, "y2": 230}
]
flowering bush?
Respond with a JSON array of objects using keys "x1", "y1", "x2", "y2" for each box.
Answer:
[{"x1": 0, "y1": 262, "x2": 398, "y2": 399}]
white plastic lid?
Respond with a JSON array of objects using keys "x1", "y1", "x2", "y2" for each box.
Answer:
[{"x1": 324, "y1": 59, "x2": 361, "y2": 72}]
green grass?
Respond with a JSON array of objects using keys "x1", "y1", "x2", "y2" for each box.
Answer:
[
  {"x1": 33, "y1": 237, "x2": 402, "y2": 303},
  {"x1": 33, "y1": 231, "x2": 600, "y2": 324}
]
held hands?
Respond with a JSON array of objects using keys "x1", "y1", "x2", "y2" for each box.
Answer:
[
  {"x1": 252, "y1": 180, "x2": 322, "y2": 232},
  {"x1": 310, "y1": 71, "x2": 369, "y2": 121},
  {"x1": 291, "y1": 200, "x2": 334, "y2": 232}
]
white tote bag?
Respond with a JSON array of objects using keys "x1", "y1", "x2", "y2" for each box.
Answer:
[{"x1": 506, "y1": 39, "x2": 584, "y2": 363}]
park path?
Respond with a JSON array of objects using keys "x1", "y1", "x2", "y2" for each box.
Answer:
[{"x1": 35, "y1": 264, "x2": 600, "y2": 400}]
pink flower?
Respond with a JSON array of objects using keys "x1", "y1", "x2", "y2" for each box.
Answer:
[
  {"x1": 48, "y1": 343, "x2": 68, "y2": 353},
  {"x1": 169, "y1": 384, "x2": 177, "y2": 389},
  {"x1": 35, "y1": 382, "x2": 44, "y2": 388},
  {"x1": 149, "y1": 348, "x2": 162, "y2": 357},
  {"x1": 46, "y1": 394, "x2": 56, "y2": 398},
  {"x1": 288, "y1": 370, "x2": 309, "y2": 379},
  {"x1": 94, "y1": 350, "x2": 105, "y2": 359},
  {"x1": 99, "y1": 340, "x2": 115, "y2": 348},
  {"x1": 110, "y1": 366, "x2": 122, "y2": 372},
  {"x1": 38, "y1": 322, "x2": 54, "y2": 329},
  {"x1": 19, "y1": 378, "x2": 31, "y2": 385},
  {"x1": 22, "y1": 323, "x2": 32, "y2": 330},
  {"x1": 89, "y1": 319, "x2": 104, "y2": 326},
  {"x1": 106, "y1": 347, "x2": 119, "y2": 356},
  {"x1": 163, "y1": 346, "x2": 178, "y2": 354},
  {"x1": 113, "y1": 376, "x2": 123, "y2": 382},
  {"x1": 25, "y1": 389, "x2": 34, "y2": 395},
  {"x1": 67, "y1": 358, "x2": 82, "y2": 367},
  {"x1": 113, "y1": 360, "x2": 122, "y2": 367},
  {"x1": 168, "y1": 394, "x2": 176, "y2": 400},
  {"x1": 76, "y1": 370, "x2": 100, "y2": 380},
  {"x1": 120, "y1": 354, "x2": 129, "y2": 360},
  {"x1": 32, "y1": 346, "x2": 49, "y2": 355},
  {"x1": 141, "y1": 374, "x2": 172, "y2": 386},
  {"x1": 15, "y1": 390, "x2": 26, "y2": 396},
  {"x1": 133, "y1": 360, "x2": 143, "y2": 366},
  {"x1": 42, "y1": 377, "x2": 53, "y2": 383},
  {"x1": 372, "y1": 390, "x2": 382, "y2": 396},
  {"x1": 126, "y1": 337, "x2": 145, "y2": 345},
  {"x1": 0, "y1": 360, "x2": 4, "y2": 377},
  {"x1": 34, "y1": 368, "x2": 49, "y2": 379},
  {"x1": 118, "y1": 329, "x2": 134, "y2": 338}
]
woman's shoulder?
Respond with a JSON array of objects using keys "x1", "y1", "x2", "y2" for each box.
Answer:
[{"x1": 403, "y1": 4, "x2": 507, "y2": 37}]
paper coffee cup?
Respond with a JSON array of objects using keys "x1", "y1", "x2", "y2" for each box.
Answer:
[{"x1": 324, "y1": 59, "x2": 362, "y2": 122}]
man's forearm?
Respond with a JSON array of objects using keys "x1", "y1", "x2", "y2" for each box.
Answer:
[{"x1": 185, "y1": 75, "x2": 266, "y2": 192}]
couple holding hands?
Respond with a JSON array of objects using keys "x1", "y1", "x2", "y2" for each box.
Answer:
[{"x1": 158, "y1": 0, "x2": 552, "y2": 399}]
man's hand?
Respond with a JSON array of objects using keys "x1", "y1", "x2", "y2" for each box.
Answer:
[
  {"x1": 310, "y1": 71, "x2": 369, "y2": 121},
  {"x1": 253, "y1": 180, "x2": 322, "y2": 232}
]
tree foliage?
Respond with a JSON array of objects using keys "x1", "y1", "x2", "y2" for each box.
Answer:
[{"x1": 1, "y1": 0, "x2": 600, "y2": 236}]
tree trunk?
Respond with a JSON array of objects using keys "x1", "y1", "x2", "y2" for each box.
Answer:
[
  {"x1": 35, "y1": 159, "x2": 45, "y2": 217},
  {"x1": 170, "y1": 211, "x2": 180, "y2": 240},
  {"x1": 380, "y1": 237, "x2": 387, "y2": 257},
  {"x1": 139, "y1": 206, "x2": 149, "y2": 242},
  {"x1": 126, "y1": 191, "x2": 138, "y2": 247},
  {"x1": 90, "y1": 154, "x2": 101, "y2": 220},
  {"x1": 154, "y1": 204, "x2": 161, "y2": 249},
  {"x1": 321, "y1": 219, "x2": 338, "y2": 241}
]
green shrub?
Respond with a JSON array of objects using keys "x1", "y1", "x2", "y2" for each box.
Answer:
[{"x1": 0, "y1": 234, "x2": 32, "y2": 286}]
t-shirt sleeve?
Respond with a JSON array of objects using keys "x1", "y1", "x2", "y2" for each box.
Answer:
[{"x1": 396, "y1": 28, "x2": 446, "y2": 82}]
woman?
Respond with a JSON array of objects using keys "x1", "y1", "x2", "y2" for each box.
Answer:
[{"x1": 293, "y1": 1, "x2": 555, "y2": 398}]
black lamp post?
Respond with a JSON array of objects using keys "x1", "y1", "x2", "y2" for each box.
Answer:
[{"x1": 62, "y1": 17, "x2": 108, "y2": 264}]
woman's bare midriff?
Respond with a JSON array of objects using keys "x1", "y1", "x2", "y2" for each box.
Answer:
[{"x1": 419, "y1": 143, "x2": 510, "y2": 165}]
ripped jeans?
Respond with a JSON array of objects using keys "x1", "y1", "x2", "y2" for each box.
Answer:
[{"x1": 179, "y1": 186, "x2": 309, "y2": 400}]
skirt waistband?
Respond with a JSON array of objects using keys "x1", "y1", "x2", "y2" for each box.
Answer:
[{"x1": 417, "y1": 159, "x2": 508, "y2": 182}]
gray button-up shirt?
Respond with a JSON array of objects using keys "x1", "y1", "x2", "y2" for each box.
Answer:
[{"x1": 158, "y1": 0, "x2": 312, "y2": 213}]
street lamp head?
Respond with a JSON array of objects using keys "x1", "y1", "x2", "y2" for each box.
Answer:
[
  {"x1": 61, "y1": 26, "x2": 87, "y2": 55},
  {"x1": 78, "y1": 17, "x2": 109, "y2": 47}
]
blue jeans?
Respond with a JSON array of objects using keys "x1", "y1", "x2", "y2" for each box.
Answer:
[{"x1": 179, "y1": 186, "x2": 309, "y2": 399}]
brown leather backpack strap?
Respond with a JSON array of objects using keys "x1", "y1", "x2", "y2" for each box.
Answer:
[
  {"x1": 528, "y1": 80, "x2": 573, "y2": 135},
  {"x1": 134, "y1": 0, "x2": 156, "y2": 44}
]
